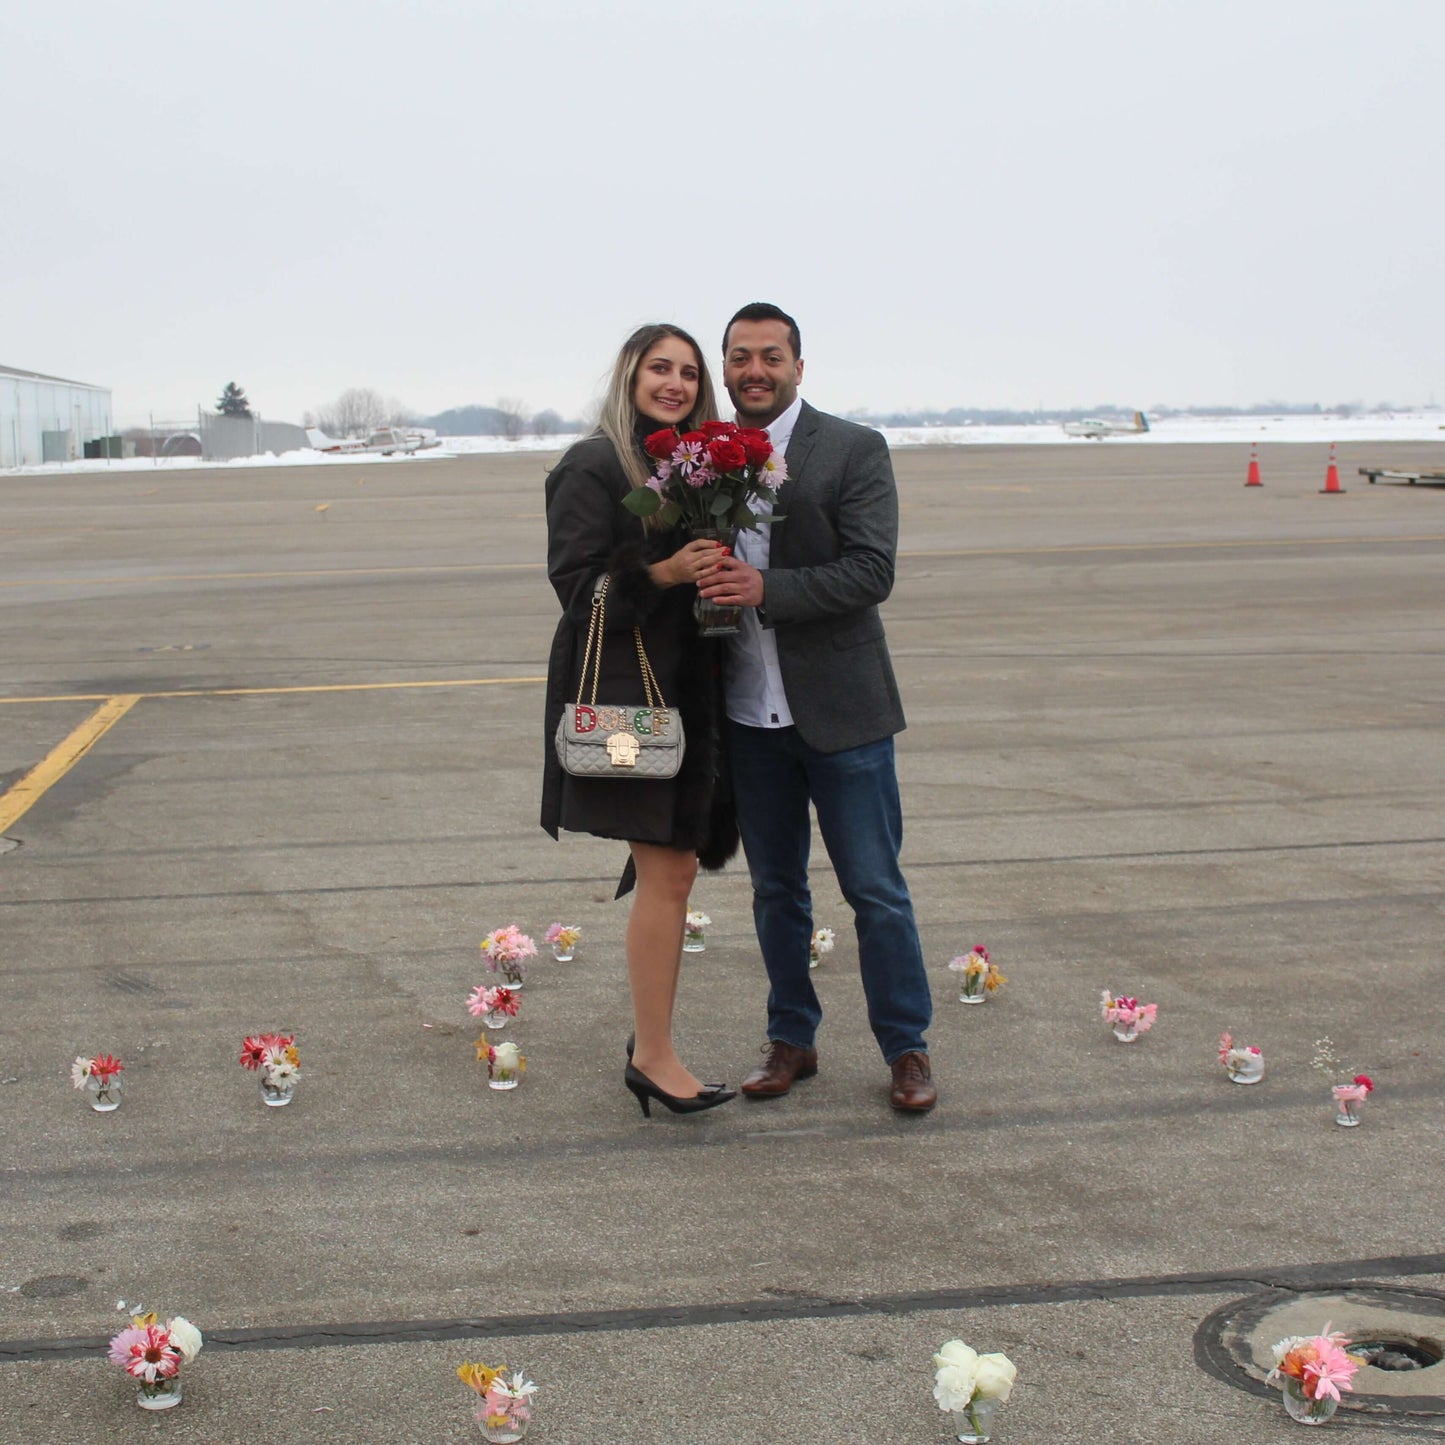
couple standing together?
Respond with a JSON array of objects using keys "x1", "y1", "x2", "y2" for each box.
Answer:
[{"x1": 541, "y1": 303, "x2": 935, "y2": 1118}]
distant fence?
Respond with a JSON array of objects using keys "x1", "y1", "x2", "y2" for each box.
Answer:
[{"x1": 198, "y1": 415, "x2": 309, "y2": 461}]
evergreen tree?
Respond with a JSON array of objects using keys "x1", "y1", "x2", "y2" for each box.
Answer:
[{"x1": 217, "y1": 382, "x2": 252, "y2": 417}]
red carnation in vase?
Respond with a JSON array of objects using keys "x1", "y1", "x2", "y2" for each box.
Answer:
[
  {"x1": 737, "y1": 428, "x2": 773, "y2": 465},
  {"x1": 1353, "y1": 1074, "x2": 1374, "y2": 1092},
  {"x1": 239, "y1": 1036, "x2": 268, "y2": 1070},
  {"x1": 698, "y1": 420, "x2": 735, "y2": 439},
  {"x1": 644, "y1": 428, "x2": 679, "y2": 459},
  {"x1": 706, "y1": 438, "x2": 748, "y2": 471},
  {"x1": 90, "y1": 1054, "x2": 124, "y2": 1081}
]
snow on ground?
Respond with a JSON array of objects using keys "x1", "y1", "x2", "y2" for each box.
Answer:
[{"x1": 7, "y1": 412, "x2": 1443, "y2": 477}]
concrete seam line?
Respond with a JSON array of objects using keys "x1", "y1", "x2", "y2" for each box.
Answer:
[
  {"x1": 0, "y1": 695, "x2": 140, "y2": 833},
  {"x1": 3, "y1": 1253, "x2": 1443, "y2": 1363}
]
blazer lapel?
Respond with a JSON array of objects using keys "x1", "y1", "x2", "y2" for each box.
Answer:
[{"x1": 775, "y1": 400, "x2": 818, "y2": 524}]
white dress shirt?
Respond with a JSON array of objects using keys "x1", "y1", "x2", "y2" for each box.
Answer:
[{"x1": 725, "y1": 394, "x2": 803, "y2": 728}]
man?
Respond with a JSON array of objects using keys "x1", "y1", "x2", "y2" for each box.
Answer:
[{"x1": 699, "y1": 302, "x2": 935, "y2": 1112}]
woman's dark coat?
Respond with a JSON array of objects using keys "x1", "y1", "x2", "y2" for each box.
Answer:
[{"x1": 540, "y1": 433, "x2": 737, "y2": 890}]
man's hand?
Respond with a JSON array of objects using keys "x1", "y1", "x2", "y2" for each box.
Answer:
[{"x1": 698, "y1": 553, "x2": 765, "y2": 609}]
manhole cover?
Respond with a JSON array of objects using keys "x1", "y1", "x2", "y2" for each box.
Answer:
[{"x1": 1197, "y1": 1285, "x2": 1445, "y2": 1416}]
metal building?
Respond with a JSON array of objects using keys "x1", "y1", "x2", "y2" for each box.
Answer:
[{"x1": 0, "y1": 364, "x2": 113, "y2": 468}]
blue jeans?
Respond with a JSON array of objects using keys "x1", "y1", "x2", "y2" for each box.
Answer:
[{"x1": 729, "y1": 723, "x2": 932, "y2": 1063}]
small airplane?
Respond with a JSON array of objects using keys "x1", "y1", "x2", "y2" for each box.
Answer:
[
  {"x1": 306, "y1": 426, "x2": 442, "y2": 456},
  {"x1": 1062, "y1": 411, "x2": 1150, "y2": 439}
]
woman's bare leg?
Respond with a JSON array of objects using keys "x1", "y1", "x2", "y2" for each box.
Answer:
[{"x1": 626, "y1": 841, "x2": 701, "y2": 1097}]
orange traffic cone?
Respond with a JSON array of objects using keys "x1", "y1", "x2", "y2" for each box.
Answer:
[
  {"x1": 1320, "y1": 443, "x2": 1344, "y2": 494},
  {"x1": 1245, "y1": 443, "x2": 1262, "y2": 487}
]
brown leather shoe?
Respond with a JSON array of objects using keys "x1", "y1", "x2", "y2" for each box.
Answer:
[
  {"x1": 741, "y1": 1040, "x2": 819, "y2": 1099},
  {"x1": 889, "y1": 1051, "x2": 937, "y2": 1112}
]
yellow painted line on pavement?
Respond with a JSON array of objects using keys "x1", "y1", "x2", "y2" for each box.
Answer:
[
  {"x1": 0, "y1": 677, "x2": 546, "y2": 706},
  {"x1": 0, "y1": 561, "x2": 545, "y2": 589},
  {"x1": 0, "y1": 695, "x2": 140, "y2": 831}
]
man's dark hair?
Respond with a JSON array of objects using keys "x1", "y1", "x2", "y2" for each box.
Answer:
[{"x1": 723, "y1": 302, "x2": 802, "y2": 361}]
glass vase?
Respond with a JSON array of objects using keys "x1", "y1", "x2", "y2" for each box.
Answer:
[
  {"x1": 484, "y1": 1008, "x2": 511, "y2": 1030},
  {"x1": 1280, "y1": 1377, "x2": 1339, "y2": 1424},
  {"x1": 88, "y1": 1079, "x2": 123, "y2": 1112},
  {"x1": 477, "y1": 1404, "x2": 530, "y2": 1441},
  {"x1": 1226, "y1": 1053, "x2": 1264, "y2": 1085},
  {"x1": 136, "y1": 1375, "x2": 183, "y2": 1410},
  {"x1": 1334, "y1": 1092, "x2": 1361, "y2": 1127},
  {"x1": 951, "y1": 1395, "x2": 1000, "y2": 1442},
  {"x1": 260, "y1": 1073, "x2": 298, "y2": 1107},
  {"x1": 1112, "y1": 1022, "x2": 1140, "y2": 1043},
  {"x1": 488, "y1": 1068, "x2": 520, "y2": 1091},
  {"x1": 682, "y1": 928, "x2": 705, "y2": 953},
  {"x1": 551, "y1": 942, "x2": 574, "y2": 962},
  {"x1": 499, "y1": 963, "x2": 526, "y2": 989},
  {"x1": 690, "y1": 525, "x2": 741, "y2": 636},
  {"x1": 959, "y1": 972, "x2": 988, "y2": 1004}
]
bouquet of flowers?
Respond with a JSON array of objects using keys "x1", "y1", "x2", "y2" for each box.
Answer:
[
  {"x1": 478, "y1": 1037, "x2": 526, "y2": 1090},
  {"x1": 458, "y1": 1361, "x2": 538, "y2": 1442},
  {"x1": 1311, "y1": 1037, "x2": 1374, "y2": 1127},
  {"x1": 544, "y1": 922, "x2": 580, "y2": 960},
  {"x1": 240, "y1": 1033, "x2": 300, "y2": 1105},
  {"x1": 108, "y1": 1311, "x2": 202, "y2": 1409},
  {"x1": 623, "y1": 420, "x2": 786, "y2": 534},
  {"x1": 809, "y1": 926, "x2": 835, "y2": 969},
  {"x1": 932, "y1": 1339, "x2": 1017, "y2": 1442},
  {"x1": 1100, "y1": 990, "x2": 1157, "y2": 1042},
  {"x1": 1217, "y1": 1031, "x2": 1264, "y2": 1084},
  {"x1": 948, "y1": 945, "x2": 1006, "y2": 1003},
  {"x1": 71, "y1": 1052, "x2": 124, "y2": 1111},
  {"x1": 468, "y1": 984, "x2": 521, "y2": 1029},
  {"x1": 482, "y1": 925, "x2": 537, "y2": 987},
  {"x1": 1267, "y1": 1326, "x2": 1361, "y2": 1422}
]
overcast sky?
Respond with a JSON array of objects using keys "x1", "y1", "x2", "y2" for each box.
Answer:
[{"x1": 5, "y1": 0, "x2": 1442, "y2": 426}]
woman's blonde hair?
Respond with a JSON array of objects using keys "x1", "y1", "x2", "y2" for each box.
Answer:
[{"x1": 595, "y1": 323, "x2": 719, "y2": 498}]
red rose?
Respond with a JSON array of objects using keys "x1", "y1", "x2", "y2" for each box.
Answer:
[
  {"x1": 699, "y1": 420, "x2": 736, "y2": 439},
  {"x1": 644, "y1": 428, "x2": 679, "y2": 459},
  {"x1": 737, "y1": 428, "x2": 773, "y2": 465},
  {"x1": 680, "y1": 430, "x2": 707, "y2": 448},
  {"x1": 706, "y1": 438, "x2": 747, "y2": 470}
]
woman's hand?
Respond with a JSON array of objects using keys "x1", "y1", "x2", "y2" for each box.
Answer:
[{"x1": 650, "y1": 538, "x2": 727, "y2": 589}]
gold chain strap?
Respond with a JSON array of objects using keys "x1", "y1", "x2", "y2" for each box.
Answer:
[{"x1": 578, "y1": 575, "x2": 668, "y2": 710}]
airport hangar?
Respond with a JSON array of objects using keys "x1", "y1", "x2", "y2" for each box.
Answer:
[{"x1": 0, "y1": 363, "x2": 113, "y2": 467}]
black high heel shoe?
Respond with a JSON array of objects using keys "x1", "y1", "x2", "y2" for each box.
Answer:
[
  {"x1": 626, "y1": 1033, "x2": 634, "y2": 1061},
  {"x1": 624, "y1": 1063, "x2": 736, "y2": 1118}
]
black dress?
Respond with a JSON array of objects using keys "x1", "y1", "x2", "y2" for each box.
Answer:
[{"x1": 539, "y1": 428, "x2": 737, "y2": 885}]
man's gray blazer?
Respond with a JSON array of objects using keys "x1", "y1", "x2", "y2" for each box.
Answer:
[{"x1": 757, "y1": 400, "x2": 906, "y2": 753}]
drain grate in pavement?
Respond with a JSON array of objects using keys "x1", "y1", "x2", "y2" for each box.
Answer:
[{"x1": 1196, "y1": 1284, "x2": 1445, "y2": 1417}]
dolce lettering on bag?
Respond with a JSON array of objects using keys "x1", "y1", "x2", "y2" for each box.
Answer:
[{"x1": 572, "y1": 705, "x2": 671, "y2": 738}]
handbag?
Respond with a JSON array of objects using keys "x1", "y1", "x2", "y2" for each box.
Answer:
[{"x1": 554, "y1": 574, "x2": 686, "y2": 779}]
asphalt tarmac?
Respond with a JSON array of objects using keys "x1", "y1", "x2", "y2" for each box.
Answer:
[{"x1": 2, "y1": 437, "x2": 1443, "y2": 1443}]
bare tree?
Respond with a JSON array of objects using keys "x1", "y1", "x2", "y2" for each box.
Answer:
[
  {"x1": 314, "y1": 388, "x2": 389, "y2": 438},
  {"x1": 496, "y1": 397, "x2": 529, "y2": 441},
  {"x1": 530, "y1": 408, "x2": 564, "y2": 439}
]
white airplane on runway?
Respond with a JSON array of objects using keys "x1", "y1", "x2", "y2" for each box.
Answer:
[
  {"x1": 1062, "y1": 411, "x2": 1149, "y2": 439},
  {"x1": 306, "y1": 426, "x2": 442, "y2": 456}
]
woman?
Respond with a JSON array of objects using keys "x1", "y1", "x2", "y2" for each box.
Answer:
[{"x1": 541, "y1": 323, "x2": 738, "y2": 1117}]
